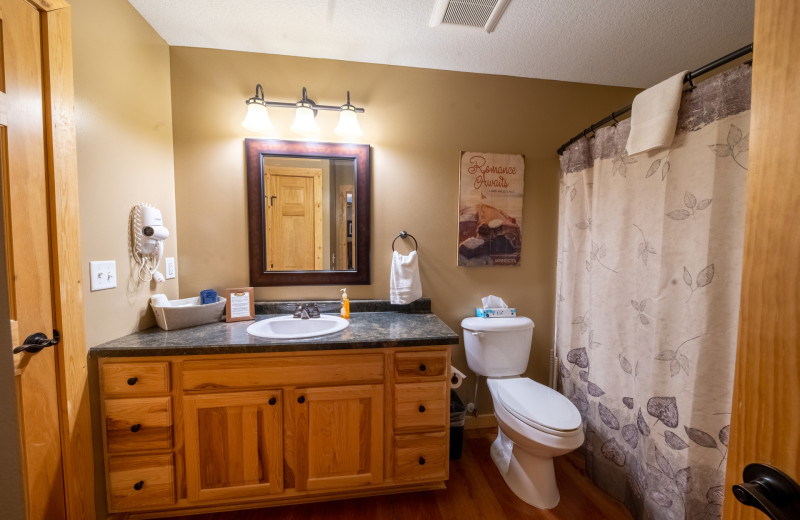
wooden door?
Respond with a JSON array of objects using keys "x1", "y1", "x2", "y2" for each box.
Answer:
[
  {"x1": 723, "y1": 0, "x2": 800, "y2": 518},
  {"x1": 183, "y1": 390, "x2": 284, "y2": 502},
  {"x1": 265, "y1": 166, "x2": 322, "y2": 271},
  {"x1": 335, "y1": 185, "x2": 354, "y2": 270},
  {"x1": 293, "y1": 384, "x2": 383, "y2": 491},
  {"x1": 1, "y1": 1, "x2": 66, "y2": 518}
]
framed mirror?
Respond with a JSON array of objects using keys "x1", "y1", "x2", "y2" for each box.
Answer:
[{"x1": 245, "y1": 139, "x2": 371, "y2": 286}]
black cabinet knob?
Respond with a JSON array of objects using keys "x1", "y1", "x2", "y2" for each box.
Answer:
[
  {"x1": 130, "y1": 424, "x2": 141, "y2": 433},
  {"x1": 419, "y1": 364, "x2": 426, "y2": 372},
  {"x1": 418, "y1": 457, "x2": 426, "y2": 465},
  {"x1": 297, "y1": 395, "x2": 305, "y2": 404},
  {"x1": 127, "y1": 377, "x2": 138, "y2": 386},
  {"x1": 418, "y1": 405, "x2": 426, "y2": 413},
  {"x1": 133, "y1": 481, "x2": 144, "y2": 491},
  {"x1": 269, "y1": 397, "x2": 277, "y2": 406}
]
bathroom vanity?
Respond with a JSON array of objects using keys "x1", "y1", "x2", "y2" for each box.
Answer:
[{"x1": 89, "y1": 305, "x2": 458, "y2": 518}]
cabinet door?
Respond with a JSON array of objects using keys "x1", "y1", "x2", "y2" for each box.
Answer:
[
  {"x1": 293, "y1": 384, "x2": 383, "y2": 491},
  {"x1": 183, "y1": 390, "x2": 283, "y2": 502}
]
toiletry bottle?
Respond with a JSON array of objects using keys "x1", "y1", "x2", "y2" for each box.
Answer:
[{"x1": 340, "y1": 288, "x2": 350, "y2": 319}]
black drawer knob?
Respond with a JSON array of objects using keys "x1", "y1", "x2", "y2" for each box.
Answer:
[
  {"x1": 297, "y1": 395, "x2": 305, "y2": 404},
  {"x1": 127, "y1": 377, "x2": 138, "y2": 386},
  {"x1": 419, "y1": 457, "x2": 426, "y2": 465},
  {"x1": 133, "y1": 481, "x2": 144, "y2": 491},
  {"x1": 419, "y1": 364, "x2": 426, "y2": 372},
  {"x1": 130, "y1": 424, "x2": 141, "y2": 433},
  {"x1": 418, "y1": 405, "x2": 426, "y2": 413},
  {"x1": 269, "y1": 397, "x2": 277, "y2": 406}
]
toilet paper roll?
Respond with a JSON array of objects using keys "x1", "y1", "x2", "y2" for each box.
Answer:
[{"x1": 450, "y1": 365, "x2": 467, "y2": 389}]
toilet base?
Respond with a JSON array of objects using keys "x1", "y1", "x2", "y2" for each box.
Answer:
[{"x1": 490, "y1": 428, "x2": 560, "y2": 509}]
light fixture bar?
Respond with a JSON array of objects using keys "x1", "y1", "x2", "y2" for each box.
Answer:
[{"x1": 246, "y1": 85, "x2": 365, "y2": 113}]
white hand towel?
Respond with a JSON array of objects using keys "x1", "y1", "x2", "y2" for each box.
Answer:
[
  {"x1": 390, "y1": 250, "x2": 422, "y2": 305},
  {"x1": 626, "y1": 70, "x2": 688, "y2": 155}
]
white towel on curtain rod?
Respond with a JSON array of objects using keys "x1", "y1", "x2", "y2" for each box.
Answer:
[{"x1": 626, "y1": 70, "x2": 688, "y2": 155}]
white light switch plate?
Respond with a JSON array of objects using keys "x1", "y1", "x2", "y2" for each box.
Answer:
[
  {"x1": 90, "y1": 260, "x2": 117, "y2": 291},
  {"x1": 165, "y1": 257, "x2": 176, "y2": 279}
]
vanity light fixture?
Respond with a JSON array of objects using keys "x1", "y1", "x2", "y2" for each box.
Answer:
[
  {"x1": 242, "y1": 84, "x2": 365, "y2": 137},
  {"x1": 334, "y1": 91, "x2": 364, "y2": 138}
]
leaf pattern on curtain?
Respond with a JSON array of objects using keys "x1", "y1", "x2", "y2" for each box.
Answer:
[{"x1": 555, "y1": 65, "x2": 751, "y2": 520}]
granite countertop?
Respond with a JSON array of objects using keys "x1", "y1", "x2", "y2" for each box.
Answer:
[{"x1": 89, "y1": 310, "x2": 459, "y2": 358}]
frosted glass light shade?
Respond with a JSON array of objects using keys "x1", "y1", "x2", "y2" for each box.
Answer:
[
  {"x1": 290, "y1": 105, "x2": 320, "y2": 134},
  {"x1": 335, "y1": 108, "x2": 363, "y2": 138},
  {"x1": 241, "y1": 103, "x2": 274, "y2": 133}
]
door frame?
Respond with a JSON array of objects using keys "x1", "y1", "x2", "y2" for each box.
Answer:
[{"x1": 1, "y1": 1, "x2": 95, "y2": 518}]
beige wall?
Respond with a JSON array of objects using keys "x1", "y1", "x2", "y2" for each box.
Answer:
[
  {"x1": 72, "y1": 0, "x2": 178, "y2": 347},
  {"x1": 170, "y1": 47, "x2": 638, "y2": 409}
]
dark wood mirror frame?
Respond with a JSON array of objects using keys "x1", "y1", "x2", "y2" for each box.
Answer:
[{"x1": 245, "y1": 139, "x2": 371, "y2": 286}]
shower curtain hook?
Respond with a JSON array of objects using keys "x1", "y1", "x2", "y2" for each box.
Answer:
[
  {"x1": 686, "y1": 72, "x2": 696, "y2": 91},
  {"x1": 611, "y1": 114, "x2": 619, "y2": 126}
]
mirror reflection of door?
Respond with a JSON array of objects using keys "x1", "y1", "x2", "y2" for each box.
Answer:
[
  {"x1": 265, "y1": 166, "x2": 323, "y2": 271},
  {"x1": 336, "y1": 187, "x2": 354, "y2": 270},
  {"x1": 262, "y1": 156, "x2": 357, "y2": 272}
]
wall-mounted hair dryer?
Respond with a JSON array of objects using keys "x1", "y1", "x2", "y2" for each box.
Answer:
[{"x1": 131, "y1": 203, "x2": 170, "y2": 283}]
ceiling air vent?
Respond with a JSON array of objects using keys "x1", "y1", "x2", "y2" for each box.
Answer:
[{"x1": 429, "y1": 0, "x2": 511, "y2": 33}]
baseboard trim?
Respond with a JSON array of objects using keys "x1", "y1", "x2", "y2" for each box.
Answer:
[{"x1": 464, "y1": 413, "x2": 497, "y2": 430}]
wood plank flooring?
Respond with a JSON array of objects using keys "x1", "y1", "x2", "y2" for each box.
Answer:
[{"x1": 163, "y1": 428, "x2": 631, "y2": 520}]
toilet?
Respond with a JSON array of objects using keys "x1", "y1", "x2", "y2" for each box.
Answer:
[{"x1": 461, "y1": 316, "x2": 583, "y2": 509}]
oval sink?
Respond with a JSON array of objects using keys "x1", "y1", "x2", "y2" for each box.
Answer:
[{"x1": 246, "y1": 314, "x2": 349, "y2": 339}]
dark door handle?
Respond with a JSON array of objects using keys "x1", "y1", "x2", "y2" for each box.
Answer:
[
  {"x1": 732, "y1": 463, "x2": 800, "y2": 520},
  {"x1": 13, "y1": 330, "x2": 60, "y2": 354}
]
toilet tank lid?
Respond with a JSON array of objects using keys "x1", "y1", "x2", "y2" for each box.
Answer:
[{"x1": 461, "y1": 316, "x2": 534, "y2": 332}]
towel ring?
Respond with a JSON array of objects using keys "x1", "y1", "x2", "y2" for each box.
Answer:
[{"x1": 392, "y1": 231, "x2": 418, "y2": 252}]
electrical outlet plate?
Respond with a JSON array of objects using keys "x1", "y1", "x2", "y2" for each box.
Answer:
[
  {"x1": 89, "y1": 260, "x2": 117, "y2": 291},
  {"x1": 165, "y1": 257, "x2": 176, "y2": 279}
]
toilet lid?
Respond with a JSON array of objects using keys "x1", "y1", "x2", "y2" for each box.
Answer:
[{"x1": 494, "y1": 378, "x2": 582, "y2": 433}]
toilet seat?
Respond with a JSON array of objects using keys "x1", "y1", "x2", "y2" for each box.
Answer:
[{"x1": 489, "y1": 378, "x2": 582, "y2": 437}]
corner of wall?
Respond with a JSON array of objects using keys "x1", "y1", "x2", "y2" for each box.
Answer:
[{"x1": 72, "y1": 0, "x2": 178, "y2": 348}]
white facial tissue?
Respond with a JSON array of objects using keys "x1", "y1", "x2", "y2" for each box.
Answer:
[{"x1": 481, "y1": 295, "x2": 508, "y2": 309}]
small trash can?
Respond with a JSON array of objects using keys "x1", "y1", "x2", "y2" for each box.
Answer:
[{"x1": 449, "y1": 390, "x2": 466, "y2": 459}]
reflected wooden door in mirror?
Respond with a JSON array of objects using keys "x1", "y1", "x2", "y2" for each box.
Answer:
[{"x1": 245, "y1": 139, "x2": 371, "y2": 286}]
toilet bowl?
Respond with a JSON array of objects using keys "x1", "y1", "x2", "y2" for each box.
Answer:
[
  {"x1": 487, "y1": 377, "x2": 583, "y2": 508},
  {"x1": 461, "y1": 316, "x2": 584, "y2": 509}
]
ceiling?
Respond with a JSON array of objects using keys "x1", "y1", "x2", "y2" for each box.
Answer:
[{"x1": 127, "y1": 0, "x2": 754, "y2": 88}]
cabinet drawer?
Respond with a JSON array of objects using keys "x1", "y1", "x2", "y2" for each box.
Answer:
[
  {"x1": 394, "y1": 351, "x2": 448, "y2": 382},
  {"x1": 102, "y1": 361, "x2": 171, "y2": 396},
  {"x1": 182, "y1": 353, "x2": 384, "y2": 390},
  {"x1": 105, "y1": 396, "x2": 172, "y2": 453},
  {"x1": 108, "y1": 453, "x2": 175, "y2": 511},
  {"x1": 394, "y1": 431, "x2": 448, "y2": 481},
  {"x1": 394, "y1": 381, "x2": 448, "y2": 431}
]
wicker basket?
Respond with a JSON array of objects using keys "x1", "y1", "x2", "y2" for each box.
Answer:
[{"x1": 151, "y1": 296, "x2": 226, "y2": 331}]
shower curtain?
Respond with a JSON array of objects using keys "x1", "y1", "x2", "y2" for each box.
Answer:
[{"x1": 555, "y1": 65, "x2": 751, "y2": 520}]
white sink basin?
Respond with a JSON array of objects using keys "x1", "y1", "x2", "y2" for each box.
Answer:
[{"x1": 246, "y1": 314, "x2": 349, "y2": 339}]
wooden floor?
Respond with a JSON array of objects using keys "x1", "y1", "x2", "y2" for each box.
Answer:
[{"x1": 165, "y1": 428, "x2": 631, "y2": 520}]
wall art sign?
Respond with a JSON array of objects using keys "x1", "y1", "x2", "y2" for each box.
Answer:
[{"x1": 458, "y1": 151, "x2": 525, "y2": 266}]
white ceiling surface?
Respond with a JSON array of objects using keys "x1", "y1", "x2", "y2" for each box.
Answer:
[{"x1": 127, "y1": 0, "x2": 754, "y2": 88}]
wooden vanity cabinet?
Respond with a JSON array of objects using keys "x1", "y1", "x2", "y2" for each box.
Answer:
[
  {"x1": 97, "y1": 346, "x2": 450, "y2": 517},
  {"x1": 183, "y1": 389, "x2": 284, "y2": 502},
  {"x1": 291, "y1": 384, "x2": 384, "y2": 491}
]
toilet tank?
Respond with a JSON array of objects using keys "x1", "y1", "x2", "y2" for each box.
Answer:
[{"x1": 461, "y1": 317, "x2": 535, "y2": 377}]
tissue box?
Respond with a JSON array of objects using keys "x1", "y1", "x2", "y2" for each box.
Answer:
[
  {"x1": 151, "y1": 296, "x2": 226, "y2": 330},
  {"x1": 476, "y1": 307, "x2": 517, "y2": 318}
]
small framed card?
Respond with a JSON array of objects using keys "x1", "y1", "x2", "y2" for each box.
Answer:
[{"x1": 225, "y1": 287, "x2": 255, "y2": 322}]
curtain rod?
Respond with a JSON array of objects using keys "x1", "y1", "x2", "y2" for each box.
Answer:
[{"x1": 556, "y1": 43, "x2": 754, "y2": 156}]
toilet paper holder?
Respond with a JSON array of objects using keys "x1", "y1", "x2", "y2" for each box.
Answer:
[{"x1": 450, "y1": 365, "x2": 467, "y2": 389}]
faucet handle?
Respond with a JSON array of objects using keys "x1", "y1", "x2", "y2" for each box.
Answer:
[
  {"x1": 309, "y1": 303, "x2": 320, "y2": 318},
  {"x1": 293, "y1": 304, "x2": 304, "y2": 318}
]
